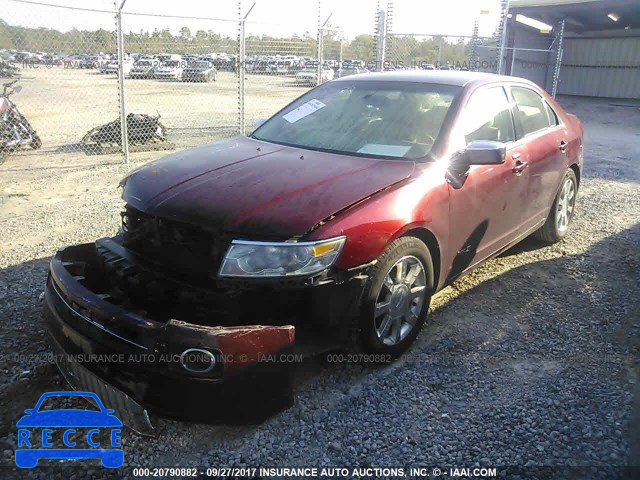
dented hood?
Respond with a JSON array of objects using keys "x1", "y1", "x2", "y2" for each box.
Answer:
[{"x1": 122, "y1": 136, "x2": 414, "y2": 237}]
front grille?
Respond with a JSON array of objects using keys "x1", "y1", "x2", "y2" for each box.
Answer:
[
  {"x1": 121, "y1": 206, "x2": 226, "y2": 277},
  {"x1": 95, "y1": 237, "x2": 309, "y2": 327}
]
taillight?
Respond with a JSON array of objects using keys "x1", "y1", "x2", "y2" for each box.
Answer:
[{"x1": 0, "y1": 98, "x2": 8, "y2": 114}]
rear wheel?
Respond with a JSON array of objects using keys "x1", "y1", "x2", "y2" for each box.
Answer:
[
  {"x1": 534, "y1": 169, "x2": 577, "y2": 243},
  {"x1": 358, "y1": 237, "x2": 433, "y2": 357}
]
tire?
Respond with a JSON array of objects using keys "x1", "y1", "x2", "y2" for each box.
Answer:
[
  {"x1": 358, "y1": 236, "x2": 433, "y2": 357},
  {"x1": 534, "y1": 168, "x2": 577, "y2": 243}
]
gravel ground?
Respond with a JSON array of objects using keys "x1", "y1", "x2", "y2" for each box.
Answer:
[{"x1": 0, "y1": 96, "x2": 638, "y2": 480}]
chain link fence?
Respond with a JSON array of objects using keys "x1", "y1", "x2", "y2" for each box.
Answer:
[
  {"x1": 241, "y1": 22, "x2": 319, "y2": 134},
  {"x1": 380, "y1": 0, "x2": 504, "y2": 73},
  {"x1": 1, "y1": 0, "x2": 508, "y2": 165},
  {"x1": 120, "y1": 11, "x2": 240, "y2": 152},
  {"x1": 0, "y1": 0, "x2": 120, "y2": 160}
]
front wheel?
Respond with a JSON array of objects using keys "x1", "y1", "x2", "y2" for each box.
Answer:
[
  {"x1": 358, "y1": 236, "x2": 433, "y2": 357},
  {"x1": 534, "y1": 169, "x2": 577, "y2": 243}
]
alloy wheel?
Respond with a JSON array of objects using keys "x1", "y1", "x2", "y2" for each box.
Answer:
[
  {"x1": 556, "y1": 176, "x2": 576, "y2": 233},
  {"x1": 373, "y1": 255, "x2": 427, "y2": 346}
]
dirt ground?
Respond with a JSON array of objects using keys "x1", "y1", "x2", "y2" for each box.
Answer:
[
  {"x1": 0, "y1": 88, "x2": 638, "y2": 478},
  {"x1": 5, "y1": 66, "x2": 307, "y2": 154}
]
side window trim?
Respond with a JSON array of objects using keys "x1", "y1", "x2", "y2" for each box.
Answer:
[
  {"x1": 505, "y1": 85, "x2": 525, "y2": 141},
  {"x1": 500, "y1": 85, "x2": 518, "y2": 145},
  {"x1": 543, "y1": 100, "x2": 560, "y2": 127}
]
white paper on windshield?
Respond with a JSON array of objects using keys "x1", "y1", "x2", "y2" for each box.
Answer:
[
  {"x1": 282, "y1": 99, "x2": 326, "y2": 123},
  {"x1": 357, "y1": 144, "x2": 411, "y2": 157}
]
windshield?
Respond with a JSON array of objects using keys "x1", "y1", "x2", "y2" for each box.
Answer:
[{"x1": 252, "y1": 80, "x2": 460, "y2": 160}]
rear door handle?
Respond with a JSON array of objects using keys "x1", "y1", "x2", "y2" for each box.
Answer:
[
  {"x1": 512, "y1": 160, "x2": 529, "y2": 174},
  {"x1": 559, "y1": 140, "x2": 568, "y2": 152}
]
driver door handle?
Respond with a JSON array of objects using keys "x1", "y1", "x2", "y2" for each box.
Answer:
[
  {"x1": 559, "y1": 140, "x2": 568, "y2": 152},
  {"x1": 512, "y1": 160, "x2": 529, "y2": 174}
]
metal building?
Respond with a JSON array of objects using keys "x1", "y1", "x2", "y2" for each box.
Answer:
[{"x1": 503, "y1": 0, "x2": 640, "y2": 99}]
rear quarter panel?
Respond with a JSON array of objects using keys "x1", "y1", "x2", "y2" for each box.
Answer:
[{"x1": 544, "y1": 92, "x2": 584, "y2": 176}]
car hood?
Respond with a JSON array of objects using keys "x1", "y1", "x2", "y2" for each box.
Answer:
[{"x1": 121, "y1": 136, "x2": 414, "y2": 237}]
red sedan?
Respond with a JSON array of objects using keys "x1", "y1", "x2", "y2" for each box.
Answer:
[{"x1": 44, "y1": 71, "x2": 583, "y2": 426}]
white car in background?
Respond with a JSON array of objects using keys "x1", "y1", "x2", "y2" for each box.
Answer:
[
  {"x1": 154, "y1": 60, "x2": 183, "y2": 80},
  {"x1": 295, "y1": 66, "x2": 334, "y2": 86},
  {"x1": 102, "y1": 58, "x2": 134, "y2": 75}
]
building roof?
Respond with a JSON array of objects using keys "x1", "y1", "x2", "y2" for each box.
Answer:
[{"x1": 510, "y1": 0, "x2": 640, "y2": 32}]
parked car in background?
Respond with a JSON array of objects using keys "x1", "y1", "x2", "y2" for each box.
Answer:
[
  {"x1": 295, "y1": 65, "x2": 334, "y2": 85},
  {"x1": 42, "y1": 53, "x2": 64, "y2": 66},
  {"x1": 154, "y1": 60, "x2": 183, "y2": 80},
  {"x1": 44, "y1": 71, "x2": 583, "y2": 425},
  {"x1": 102, "y1": 58, "x2": 134, "y2": 75},
  {"x1": 335, "y1": 65, "x2": 366, "y2": 78},
  {"x1": 79, "y1": 55, "x2": 101, "y2": 69},
  {"x1": 182, "y1": 61, "x2": 217, "y2": 82},
  {"x1": 129, "y1": 59, "x2": 156, "y2": 79}
]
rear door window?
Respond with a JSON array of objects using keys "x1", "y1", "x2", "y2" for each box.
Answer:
[{"x1": 511, "y1": 87, "x2": 553, "y2": 136}]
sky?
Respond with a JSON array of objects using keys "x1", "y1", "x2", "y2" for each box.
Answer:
[{"x1": 1, "y1": 0, "x2": 503, "y2": 40}]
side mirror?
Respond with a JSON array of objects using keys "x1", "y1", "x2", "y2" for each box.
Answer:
[
  {"x1": 446, "y1": 140, "x2": 506, "y2": 189},
  {"x1": 255, "y1": 118, "x2": 267, "y2": 127},
  {"x1": 464, "y1": 140, "x2": 506, "y2": 165}
]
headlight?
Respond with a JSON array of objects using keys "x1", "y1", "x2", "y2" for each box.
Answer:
[{"x1": 219, "y1": 236, "x2": 346, "y2": 278}]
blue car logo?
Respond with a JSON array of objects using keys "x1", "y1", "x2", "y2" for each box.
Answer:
[{"x1": 15, "y1": 391, "x2": 124, "y2": 468}]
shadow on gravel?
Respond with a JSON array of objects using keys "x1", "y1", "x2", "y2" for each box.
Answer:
[
  {"x1": 421, "y1": 223, "x2": 640, "y2": 465},
  {"x1": 0, "y1": 257, "x2": 68, "y2": 442}
]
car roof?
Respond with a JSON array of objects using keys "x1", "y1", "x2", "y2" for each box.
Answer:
[{"x1": 333, "y1": 70, "x2": 527, "y2": 88}]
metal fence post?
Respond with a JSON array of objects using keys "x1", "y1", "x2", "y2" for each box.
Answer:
[
  {"x1": 115, "y1": 0, "x2": 129, "y2": 164},
  {"x1": 496, "y1": 0, "x2": 510, "y2": 74},
  {"x1": 317, "y1": 27, "x2": 323, "y2": 84},
  {"x1": 551, "y1": 18, "x2": 565, "y2": 98},
  {"x1": 238, "y1": 2, "x2": 254, "y2": 136},
  {"x1": 238, "y1": 17, "x2": 245, "y2": 136},
  {"x1": 317, "y1": 13, "x2": 332, "y2": 84},
  {"x1": 375, "y1": 9, "x2": 386, "y2": 72},
  {"x1": 469, "y1": 21, "x2": 479, "y2": 71}
]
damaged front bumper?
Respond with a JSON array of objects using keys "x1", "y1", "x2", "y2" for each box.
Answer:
[{"x1": 43, "y1": 241, "x2": 368, "y2": 431}]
